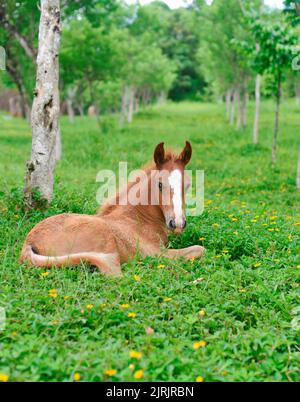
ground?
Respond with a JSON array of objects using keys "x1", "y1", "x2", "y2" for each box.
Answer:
[{"x1": 0, "y1": 101, "x2": 299, "y2": 382}]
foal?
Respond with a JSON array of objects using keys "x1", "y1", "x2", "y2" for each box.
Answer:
[{"x1": 20, "y1": 142, "x2": 205, "y2": 275}]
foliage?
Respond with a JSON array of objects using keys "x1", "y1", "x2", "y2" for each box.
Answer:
[{"x1": 0, "y1": 102, "x2": 299, "y2": 381}]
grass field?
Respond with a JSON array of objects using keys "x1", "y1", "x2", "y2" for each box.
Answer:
[{"x1": 0, "y1": 101, "x2": 299, "y2": 382}]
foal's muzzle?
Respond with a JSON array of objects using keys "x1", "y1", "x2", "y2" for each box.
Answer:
[{"x1": 168, "y1": 218, "x2": 187, "y2": 232}]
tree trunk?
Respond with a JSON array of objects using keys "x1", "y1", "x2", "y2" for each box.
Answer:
[
  {"x1": 253, "y1": 74, "x2": 261, "y2": 144},
  {"x1": 24, "y1": 0, "x2": 61, "y2": 208},
  {"x1": 66, "y1": 99, "x2": 75, "y2": 123},
  {"x1": 297, "y1": 147, "x2": 300, "y2": 190},
  {"x1": 242, "y1": 91, "x2": 248, "y2": 128},
  {"x1": 157, "y1": 91, "x2": 166, "y2": 105},
  {"x1": 55, "y1": 129, "x2": 61, "y2": 161},
  {"x1": 66, "y1": 87, "x2": 76, "y2": 123},
  {"x1": 120, "y1": 85, "x2": 130, "y2": 126},
  {"x1": 272, "y1": 74, "x2": 281, "y2": 164},
  {"x1": 229, "y1": 89, "x2": 236, "y2": 125},
  {"x1": 88, "y1": 80, "x2": 101, "y2": 127},
  {"x1": 236, "y1": 88, "x2": 242, "y2": 130},
  {"x1": 127, "y1": 86, "x2": 135, "y2": 123},
  {"x1": 5, "y1": 49, "x2": 31, "y2": 120},
  {"x1": 225, "y1": 89, "x2": 231, "y2": 121},
  {"x1": 4, "y1": 21, "x2": 37, "y2": 61},
  {"x1": 295, "y1": 82, "x2": 300, "y2": 105},
  {"x1": 134, "y1": 96, "x2": 139, "y2": 114},
  {"x1": 77, "y1": 103, "x2": 84, "y2": 116}
]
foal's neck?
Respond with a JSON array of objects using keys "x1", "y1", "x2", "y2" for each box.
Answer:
[{"x1": 130, "y1": 203, "x2": 165, "y2": 227}]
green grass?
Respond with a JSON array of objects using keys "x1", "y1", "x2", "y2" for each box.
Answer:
[{"x1": 0, "y1": 101, "x2": 299, "y2": 382}]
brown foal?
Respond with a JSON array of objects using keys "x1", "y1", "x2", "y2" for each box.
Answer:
[{"x1": 20, "y1": 141, "x2": 205, "y2": 275}]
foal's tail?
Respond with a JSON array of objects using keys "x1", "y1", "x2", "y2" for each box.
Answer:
[
  {"x1": 20, "y1": 245, "x2": 79, "y2": 268},
  {"x1": 19, "y1": 244, "x2": 121, "y2": 276}
]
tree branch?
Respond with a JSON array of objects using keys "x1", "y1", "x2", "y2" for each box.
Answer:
[{"x1": 4, "y1": 21, "x2": 37, "y2": 61}]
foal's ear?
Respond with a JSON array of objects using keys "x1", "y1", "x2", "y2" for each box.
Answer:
[
  {"x1": 154, "y1": 142, "x2": 165, "y2": 166},
  {"x1": 179, "y1": 141, "x2": 192, "y2": 166}
]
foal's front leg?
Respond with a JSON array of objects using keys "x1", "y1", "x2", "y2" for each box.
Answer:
[{"x1": 164, "y1": 245, "x2": 205, "y2": 260}]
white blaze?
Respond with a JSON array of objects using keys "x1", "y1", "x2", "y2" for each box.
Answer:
[{"x1": 168, "y1": 169, "x2": 183, "y2": 227}]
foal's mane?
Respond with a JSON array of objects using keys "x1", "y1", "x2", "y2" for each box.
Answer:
[{"x1": 98, "y1": 150, "x2": 180, "y2": 217}]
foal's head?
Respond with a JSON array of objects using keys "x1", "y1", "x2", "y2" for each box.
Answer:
[{"x1": 152, "y1": 141, "x2": 192, "y2": 233}]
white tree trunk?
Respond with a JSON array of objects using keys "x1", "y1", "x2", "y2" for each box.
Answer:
[
  {"x1": 272, "y1": 77, "x2": 281, "y2": 163},
  {"x1": 236, "y1": 88, "x2": 242, "y2": 129},
  {"x1": 225, "y1": 89, "x2": 231, "y2": 121},
  {"x1": 66, "y1": 87, "x2": 76, "y2": 123},
  {"x1": 295, "y1": 82, "x2": 300, "y2": 105},
  {"x1": 242, "y1": 92, "x2": 248, "y2": 128},
  {"x1": 253, "y1": 74, "x2": 261, "y2": 144},
  {"x1": 134, "y1": 96, "x2": 139, "y2": 114},
  {"x1": 297, "y1": 147, "x2": 300, "y2": 190},
  {"x1": 120, "y1": 85, "x2": 130, "y2": 126},
  {"x1": 157, "y1": 91, "x2": 166, "y2": 105},
  {"x1": 24, "y1": 0, "x2": 61, "y2": 207},
  {"x1": 229, "y1": 89, "x2": 236, "y2": 125},
  {"x1": 66, "y1": 99, "x2": 74, "y2": 123},
  {"x1": 127, "y1": 87, "x2": 135, "y2": 123}
]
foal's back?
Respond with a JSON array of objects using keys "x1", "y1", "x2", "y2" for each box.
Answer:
[{"x1": 21, "y1": 213, "x2": 117, "y2": 257}]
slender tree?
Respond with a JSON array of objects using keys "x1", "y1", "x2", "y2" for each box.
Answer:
[
  {"x1": 24, "y1": 0, "x2": 61, "y2": 208},
  {"x1": 251, "y1": 18, "x2": 297, "y2": 162}
]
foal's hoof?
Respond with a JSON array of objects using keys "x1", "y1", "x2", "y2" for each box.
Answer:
[{"x1": 189, "y1": 245, "x2": 206, "y2": 259}]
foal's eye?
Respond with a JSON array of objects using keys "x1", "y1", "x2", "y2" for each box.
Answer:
[{"x1": 158, "y1": 182, "x2": 163, "y2": 191}]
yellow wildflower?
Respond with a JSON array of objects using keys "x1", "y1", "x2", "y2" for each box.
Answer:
[
  {"x1": 105, "y1": 369, "x2": 117, "y2": 377},
  {"x1": 73, "y1": 373, "x2": 81, "y2": 381},
  {"x1": 134, "y1": 369, "x2": 144, "y2": 379},
  {"x1": 157, "y1": 264, "x2": 165, "y2": 269},
  {"x1": 0, "y1": 373, "x2": 9, "y2": 382},
  {"x1": 163, "y1": 297, "x2": 172, "y2": 302},
  {"x1": 48, "y1": 289, "x2": 58, "y2": 298},
  {"x1": 128, "y1": 312, "x2": 137, "y2": 318},
  {"x1": 193, "y1": 340, "x2": 207, "y2": 349},
  {"x1": 129, "y1": 351, "x2": 142, "y2": 359},
  {"x1": 86, "y1": 304, "x2": 94, "y2": 310},
  {"x1": 196, "y1": 376, "x2": 204, "y2": 382},
  {"x1": 253, "y1": 263, "x2": 261, "y2": 268},
  {"x1": 134, "y1": 275, "x2": 141, "y2": 282},
  {"x1": 120, "y1": 303, "x2": 130, "y2": 309},
  {"x1": 199, "y1": 310, "x2": 206, "y2": 317},
  {"x1": 41, "y1": 271, "x2": 49, "y2": 277}
]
